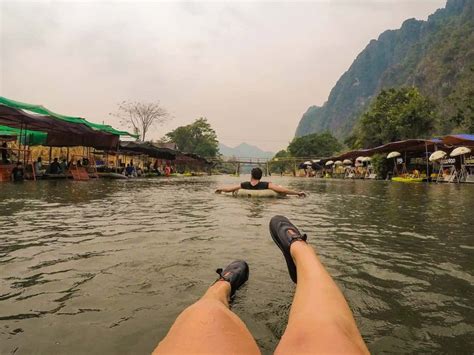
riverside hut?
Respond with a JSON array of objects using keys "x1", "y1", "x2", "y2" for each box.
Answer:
[{"x1": 0, "y1": 96, "x2": 136, "y2": 181}]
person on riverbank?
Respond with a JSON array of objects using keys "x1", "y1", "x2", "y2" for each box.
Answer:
[
  {"x1": 1, "y1": 142, "x2": 11, "y2": 164},
  {"x1": 60, "y1": 158, "x2": 68, "y2": 174},
  {"x1": 124, "y1": 163, "x2": 136, "y2": 177},
  {"x1": 215, "y1": 167, "x2": 306, "y2": 197},
  {"x1": 11, "y1": 162, "x2": 24, "y2": 182},
  {"x1": 49, "y1": 158, "x2": 61, "y2": 174},
  {"x1": 34, "y1": 157, "x2": 45, "y2": 177},
  {"x1": 153, "y1": 216, "x2": 369, "y2": 354}
]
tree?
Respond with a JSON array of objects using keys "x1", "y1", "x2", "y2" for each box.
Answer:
[
  {"x1": 450, "y1": 88, "x2": 474, "y2": 133},
  {"x1": 111, "y1": 100, "x2": 170, "y2": 141},
  {"x1": 350, "y1": 87, "x2": 436, "y2": 148},
  {"x1": 270, "y1": 150, "x2": 293, "y2": 174},
  {"x1": 165, "y1": 118, "x2": 219, "y2": 157},
  {"x1": 287, "y1": 132, "x2": 342, "y2": 157}
]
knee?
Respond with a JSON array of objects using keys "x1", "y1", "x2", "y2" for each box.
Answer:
[
  {"x1": 276, "y1": 325, "x2": 366, "y2": 355},
  {"x1": 275, "y1": 329, "x2": 313, "y2": 354},
  {"x1": 180, "y1": 299, "x2": 229, "y2": 322}
]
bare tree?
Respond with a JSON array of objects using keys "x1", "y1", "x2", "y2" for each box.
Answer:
[{"x1": 111, "y1": 101, "x2": 170, "y2": 141}]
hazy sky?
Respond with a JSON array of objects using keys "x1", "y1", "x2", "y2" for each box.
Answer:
[{"x1": 1, "y1": 0, "x2": 446, "y2": 152}]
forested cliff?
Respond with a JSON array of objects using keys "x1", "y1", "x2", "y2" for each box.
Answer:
[{"x1": 295, "y1": 0, "x2": 474, "y2": 138}]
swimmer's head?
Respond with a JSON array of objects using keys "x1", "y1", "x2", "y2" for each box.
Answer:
[{"x1": 251, "y1": 167, "x2": 263, "y2": 180}]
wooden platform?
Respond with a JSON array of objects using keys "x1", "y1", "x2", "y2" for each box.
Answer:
[
  {"x1": 0, "y1": 164, "x2": 13, "y2": 182},
  {"x1": 70, "y1": 167, "x2": 90, "y2": 181}
]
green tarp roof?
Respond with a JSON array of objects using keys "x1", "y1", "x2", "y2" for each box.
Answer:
[
  {"x1": 0, "y1": 125, "x2": 48, "y2": 145},
  {"x1": 0, "y1": 96, "x2": 137, "y2": 138}
]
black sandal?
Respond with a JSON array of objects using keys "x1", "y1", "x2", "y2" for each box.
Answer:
[
  {"x1": 215, "y1": 260, "x2": 249, "y2": 297},
  {"x1": 269, "y1": 215, "x2": 307, "y2": 283}
]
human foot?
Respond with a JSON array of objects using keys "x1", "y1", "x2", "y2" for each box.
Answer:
[
  {"x1": 269, "y1": 215, "x2": 307, "y2": 283},
  {"x1": 215, "y1": 260, "x2": 249, "y2": 297}
]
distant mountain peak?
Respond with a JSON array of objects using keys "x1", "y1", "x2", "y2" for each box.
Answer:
[{"x1": 219, "y1": 142, "x2": 274, "y2": 158}]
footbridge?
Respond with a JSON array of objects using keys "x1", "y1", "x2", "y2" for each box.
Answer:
[
  {"x1": 209, "y1": 156, "x2": 324, "y2": 176},
  {"x1": 208, "y1": 156, "x2": 271, "y2": 176}
]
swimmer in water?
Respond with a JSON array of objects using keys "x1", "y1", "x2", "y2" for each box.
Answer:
[
  {"x1": 215, "y1": 167, "x2": 306, "y2": 197},
  {"x1": 152, "y1": 216, "x2": 369, "y2": 355}
]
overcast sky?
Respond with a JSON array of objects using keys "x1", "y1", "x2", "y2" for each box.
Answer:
[{"x1": 1, "y1": 0, "x2": 446, "y2": 152}]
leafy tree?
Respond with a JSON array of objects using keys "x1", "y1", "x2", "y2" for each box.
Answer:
[
  {"x1": 288, "y1": 132, "x2": 342, "y2": 157},
  {"x1": 450, "y1": 88, "x2": 474, "y2": 133},
  {"x1": 350, "y1": 87, "x2": 436, "y2": 148},
  {"x1": 370, "y1": 153, "x2": 389, "y2": 179},
  {"x1": 270, "y1": 150, "x2": 293, "y2": 174},
  {"x1": 111, "y1": 100, "x2": 170, "y2": 141},
  {"x1": 165, "y1": 118, "x2": 219, "y2": 157}
]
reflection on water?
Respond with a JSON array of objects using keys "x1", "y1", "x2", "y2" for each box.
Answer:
[{"x1": 1, "y1": 177, "x2": 473, "y2": 354}]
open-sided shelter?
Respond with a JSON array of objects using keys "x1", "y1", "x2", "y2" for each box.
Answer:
[{"x1": 0, "y1": 97, "x2": 136, "y2": 150}]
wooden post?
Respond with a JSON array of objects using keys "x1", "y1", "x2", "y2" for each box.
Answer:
[
  {"x1": 425, "y1": 142, "x2": 429, "y2": 180},
  {"x1": 18, "y1": 123, "x2": 23, "y2": 163},
  {"x1": 116, "y1": 145, "x2": 120, "y2": 173},
  {"x1": 48, "y1": 146, "x2": 53, "y2": 164}
]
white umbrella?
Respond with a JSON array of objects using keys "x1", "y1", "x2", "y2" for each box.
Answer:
[
  {"x1": 303, "y1": 161, "x2": 311, "y2": 165},
  {"x1": 334, "y1": 160, "x2": 343, "y2": 165},
  {"x1": 387, "y1": 151, "x2": 401, "y2": 159},
  {"x1": 355, "y1": 156, "x2": 365, "y2": 162},
  {"x1": 312, "y1": 159, "x2": 321, "y2": 163},
  {"x1": 343, "y1": 159, "x2": 352, "y2": 165},
  {"x1": 429, "y1": 150, "x2": 447, "y2": 162},
  {"x1": 362, "y1": 157, "x2": 372, "y2": 162},
  {"x1": 450, "y1": 146, "x2": 471, "y2": 157},
  {"x1": 325, "y1": 160, "x2": 334, "y2": 166}
]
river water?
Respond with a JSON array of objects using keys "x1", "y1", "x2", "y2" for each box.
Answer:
[{"x1": 0, "y1": 176, "x2": 473, "y2": 354}]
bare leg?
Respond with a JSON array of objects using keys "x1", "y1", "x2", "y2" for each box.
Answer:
[
  {"x1": 275, "y1": 240, "x2": 369, "y2": 354},
  {"x1": 153, "y1": 280, "x2": 261, "y2": 355}
]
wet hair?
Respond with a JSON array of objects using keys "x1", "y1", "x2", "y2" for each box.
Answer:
[{"x1": 251, "y1": 167, "x2": 263, "y2": 180}]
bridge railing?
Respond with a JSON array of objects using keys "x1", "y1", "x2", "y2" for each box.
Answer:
[
  {"x1": 212, "y1": 156, "x2": 327, "y2": 164},
  {"x1": 214, "y1": 156, "x2": 271, "y2": 164}
]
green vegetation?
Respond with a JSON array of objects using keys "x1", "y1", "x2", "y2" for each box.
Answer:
[
  {"x1": 288, "y1": 132, "x2": 342, "y2": 157},
  {"x1": 370, "y1": 154, "x2": 389, "y2": 180},
  {"x1": 165, "y1": 118, "x2": 219, "y2": 158},
  {"x1": 295, "y1": 0, "x2": 474, "y2": 140},
  {"x1": 269, "y1": 132, "x2": 342, "y2": 174},
  {"x1": 449, "y1": 85, "x2": 474, "y2": 133},
  {"x1": 347, "y1": 88, "x2": 436, "y2": 149},
  {"x1": 270, "y1": 150, "x2": 293, "y2": 174}
]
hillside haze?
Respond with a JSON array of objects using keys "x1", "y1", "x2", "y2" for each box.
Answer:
[
  {"x1": 295, "y1": 0, "x2": 474, "y2": 139},
  {"x1": 219, "y1": 142, "x2": 274, "y2": 158}
]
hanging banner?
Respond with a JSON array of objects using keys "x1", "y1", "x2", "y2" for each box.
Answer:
[
  {"x1": 440, "y1": 158, "x2": 456, "y2": 165},
  {"x1": 465, "y1": 155, "x2": 474, "y2": 164},
  {"x1": 410, "y1": 157, "x2": 428, "y2": 165}
]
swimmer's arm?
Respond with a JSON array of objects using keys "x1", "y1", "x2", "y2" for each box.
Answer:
[
  {"x1": 215, "y1": 185, "x2": 241, "y2": 193},
  {"x1": 268, "y1": 183, "x2": 306, "y2": 197}
]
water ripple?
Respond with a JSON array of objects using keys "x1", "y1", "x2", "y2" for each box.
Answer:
[{"x1": 0, "y1": 177, "x2": 473, "y2": 354}]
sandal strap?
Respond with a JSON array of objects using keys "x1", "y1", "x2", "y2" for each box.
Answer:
[
  {"x1": 215, "y1": 268, "x2": 230, "y2": 282},
  {"x1": 289, "y1": 233, "x2": 308, "y2": 245}
]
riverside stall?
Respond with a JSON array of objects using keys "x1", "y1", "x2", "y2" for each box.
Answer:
[{"x1": 0, "y1": 96, "x2": 136, "y2": 182}]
